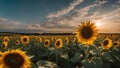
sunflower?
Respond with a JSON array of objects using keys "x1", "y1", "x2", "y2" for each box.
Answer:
[
  {"x1": 0, "y1": 49, "x2": 31, "y2": 68},
  {"x1": 15, "y1": 40, "x2": 20, "y2": 45},
  {"x1": 44, "y1": 39, "x2": 50, "y2": 48},
  {"x1": 38, "y1": 37, "x2": 42, "y2": 43},
  {"x1": 20, "y1": 36, "x2": 30, "y2": 45},
  {"x1": 76, "y1": 21, "x2": 98, "y2": 45},
  {"x1": 51, "y1": 36, "x2": 55, "y2": 42},
  {"x1": 54, "y1": 39, "x2": 63, "y2": 49},
  {"x1": 71, "y1": 37, "x2": 76, "y2": 43},
  {"x1": 3, "y1": 37, "x2": 9, "y2": 42},
  {"x1": 113, "y1": 41, "x2": 119, "y2": 47},
  {"x1": 2, "y1": 42, "x2": 8, "y2": 49},
  {"x1": 65, "y1": 37, "x2": 69, "y2": 44},
  {"x1": 102, "y1": 38, "x2": 112, "y2": 50}
]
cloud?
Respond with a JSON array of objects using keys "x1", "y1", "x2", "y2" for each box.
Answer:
[
  {"x1": 68, "y1": 0, "x2": 107, "y2": 20},
  {"x1": 32, "y1": 0, "x2": 108, "y2": 33},
  {"x1": 0, "y1": 0, "x2": 120, "y2": 33},
  {"x1": 45, "y1": 0, "x2": 108, "y2": 27},
  {"x1": 47, "y1": 0, "x2": 83, "y2": 18},
  {"x1": 0, "y1": 18, "x2": 25, "y2": 30},
  {"x1": 0, "y1": 18, "x2": 8, "y2": 22}
]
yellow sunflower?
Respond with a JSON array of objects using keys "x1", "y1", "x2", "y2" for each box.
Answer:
[
  {"x1": 20, "y1": 36, "x2": 30, "y2": 45},
  {"x1": 2, "y1": 42, "x2": 8, "y2": 49},
  {"x1": 102, "y1": 38, "x2": 112, "y2": 50},
  {"x1": 38, "y1": 37, "x2": 42, "y2": 43},
  {"x1": 3, "y1": 37, "x2": 9, "y2": 42},
  {"x1": 0, "y1": 49, "x2": 31, "y2": 68},
  {"x1": 51, "y1": 36, "x2": 55, "y2": 42},
  {"x1": 44, "y1": 39, "x2": 50, "y2": 48},
  {"x1": 54, "y1": 39, "x2": 63, "y2": 49},
  {"x1": 71, "y1": 37, "x2": 76, "y2": 43},
  {"x1": 15, "y1": 40, "x2": 20, "y2": 45},
  {"x1": 113, "y1": 41, "x2": 119, "y2": 47},
  {"x1": 65, "y1": 37, "x2": 69, "y2": 44},
  {"x1": 108, "y1": 34, "x2": 114, "y2": 39},
  {"x1": 76, "y1": 21, "x2": 98, "y2": 45}
]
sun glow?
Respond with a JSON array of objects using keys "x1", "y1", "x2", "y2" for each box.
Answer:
[{"x1": 95, "y1": 21, "x2": 102, "y2": 27}]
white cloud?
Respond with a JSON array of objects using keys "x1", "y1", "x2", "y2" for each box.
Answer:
[{"x1": 47, "y1": 0, "x2": 83, "y2": 18}]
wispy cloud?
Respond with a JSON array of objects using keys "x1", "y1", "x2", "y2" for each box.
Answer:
[
  {"x1": 45, "y1": 0, "x2": 108, "y2": 28},
  {"x1": 29, "y1": 0, "x2": 109, "y2": 33},
  {"x1": 47, "y1": 0, "x2": 83, "y2": 18},
  {"x1": 0, "y1": 0, "x2": 119, "y2": 33}
]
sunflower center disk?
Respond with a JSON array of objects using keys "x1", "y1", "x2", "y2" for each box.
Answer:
[
  {"x1": 5, "y1": 39, "x2": 8, "y2": 42},
  {"x1": 23, "y1": 38, "x2": 28, "y2": 42},
  {"x1": 4, "y1": 53, "x2": 24, "y2": 68},
  {"x1": 3, "y1": 44, "x2": 5, "y2": 48},
  {"x1": 103, "y1": 40, "x2": 108, "y2": 46},
  {"x1": 45, "y1": 41, "x2": 49, "y2": 45},
  {"x1": 81, "y1": 27, "x2": 93, "y2": 39},
  {"x1": 16, "y1": 41, "x2": 18, "y2": 44},
  {"x1": 56, "y1": 41, "x2": 60, "y2": 46}
]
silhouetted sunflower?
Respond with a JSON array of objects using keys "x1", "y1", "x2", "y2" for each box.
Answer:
[
  {"x1": 20, "y1": 36, "x2": 30, "y2": 45},
  {"x1": 44, "y1": 39, "x2": 50, "y2": 48},
  {"x1": 54, "y1": 39, "x2": 63, "y2": 49},
  {"x1": 0, "y1": 49, "x2": 31, "y2": 68},
  {"x1": 102, "y1": 38, "x2": 112, "y2": 50},
  {"x1": 76, "y1": 21, "x2": 98, "y2": 45}
]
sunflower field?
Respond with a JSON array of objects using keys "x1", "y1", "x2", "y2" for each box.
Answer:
[{"x1": 0, "y1": 21, "x2": 120, "y2": 68}]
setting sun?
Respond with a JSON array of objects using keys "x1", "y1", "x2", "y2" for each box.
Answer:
[{"x1": 95, "y1": 21, "x2": 102, "y2": 27}]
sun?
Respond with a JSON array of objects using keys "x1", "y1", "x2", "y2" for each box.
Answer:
[{"x1": 95, "y1": 21, "x2": 101, "y2": 27}]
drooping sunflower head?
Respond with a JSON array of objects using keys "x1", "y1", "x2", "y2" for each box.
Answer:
[
  {"x1": 76, "y1": 21, "x2": 98, "y2": 45},
  {"x1": 20, "y1": 36, "x2": 30, "y2": 45},
  {"x1": 15, "y1": 40, "x2": 20, "y2": 45},
  {"x1": 0, "y1": 49, "x2": 31, "y2": 68},
  {"x1": 44, "y1": 39, "x2": 50, "y2": 48},
  {"x1": 3, "y1": 37, "x2": 9, "y2": 42},
  {"x1": 54, "y1": 39, "x2": 63, "y2": 49},
  {"x1": 2, "y1": 42, "x2": 8, "y2": 49},
  {"x1": 102, "y1": 38, "x2": 112, "y2": 50}
]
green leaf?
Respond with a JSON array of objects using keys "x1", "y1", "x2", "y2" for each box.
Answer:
[
  {"x1": 82, "y1": 58, "x2": 103, "y2": 68},
  {"x1": 60, "y1": 53, "x2": 69, "y2": 60},
  {"x1": 102, "y1": 52, "x2": 112, "y2": 61},
  {"x1": 69, "y1": 53, "x2": 83, "y2": 63},
  {"x1": 37, "y1": 60, "x2": 59, "y2": 68}
]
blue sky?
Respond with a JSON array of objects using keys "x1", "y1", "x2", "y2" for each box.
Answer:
[{"x1": 0, "y1": 0, "x2": 120, "y2": 33}]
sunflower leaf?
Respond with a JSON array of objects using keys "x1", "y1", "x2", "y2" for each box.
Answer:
[
  {"x1": 69, "y1": 53, "x2": 83, "y2": 63},
  {"x1": 37, "y1": 60, "x2": 59, "y2": 68}
]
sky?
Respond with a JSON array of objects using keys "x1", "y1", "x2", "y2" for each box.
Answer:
[{"x1": 0, "y1": 0, "x2": 120, "y2": 33}]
